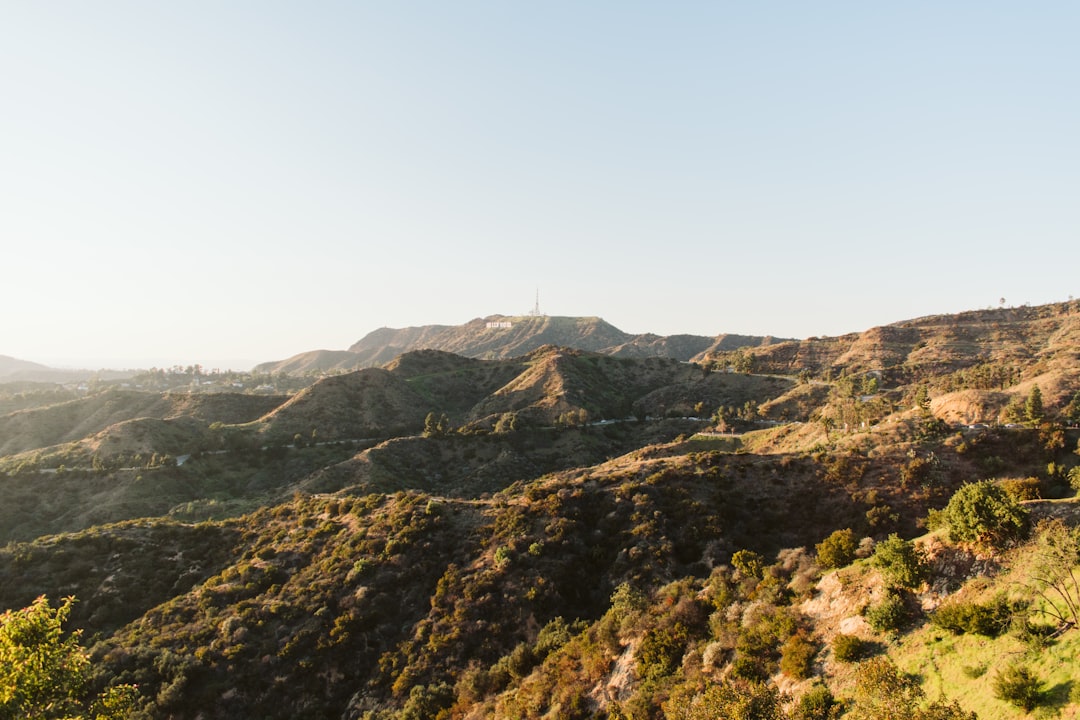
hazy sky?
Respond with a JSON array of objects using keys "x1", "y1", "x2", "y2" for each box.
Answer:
[{"x1": 3, "y1": 3, "x2": 1078, "y2": 370}]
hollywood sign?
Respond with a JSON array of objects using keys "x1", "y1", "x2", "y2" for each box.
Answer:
[{"x1": 486, "y1": 321, "x2": 513, "y2": 329}]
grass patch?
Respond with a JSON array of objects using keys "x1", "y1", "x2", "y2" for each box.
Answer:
[
  {"x1": 684, "y1": 435, "x2": 742, "y2": 453},
  {"x1": 892, "y1": 617, "x2": 1080, "y2": 718}
]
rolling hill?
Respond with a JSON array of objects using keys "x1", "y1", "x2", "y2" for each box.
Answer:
[{"x1": 2, "y1": 300, "x2": 1080, "y2": 719}]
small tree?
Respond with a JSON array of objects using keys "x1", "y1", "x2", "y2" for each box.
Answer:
[
  {"x1": 940, "y1": 480, "x2": 1030, "y2": 550},
  {"x1": 847, "y1": 657, "x2": 975, "y2": 720},
  {"x1": 992, "y1": 665, "x2": 1045, "y2": 711},
  {"x1": 779, "y1": 631, "x2": 817, "y2": 679},
  {"x1": 914, "y1": 384, "x2": 931, "y2": 414},
  {"x1": 0, "y1": 596, "x2": 137, "y2": 720},
  {"x1": 1025, "y1": 519, "x2": 1080, "y2": 631},
  {"x1": 661, "y1": 678, "x2": 785, "y2": 720},
  {"x1": 816, "y1": 528, "x2": 858, "y2": 569},
  {"x1": 1025, "y1": 385, "x2": 1045, "y2": 427},
  {"x1": 872, "y1": 534, "x2": 926, "y2": 589},
  {"x1": 732, "y1": 549, "x2": 765, "y2": 580}
]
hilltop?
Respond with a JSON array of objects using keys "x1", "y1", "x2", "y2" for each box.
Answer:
[
  {"x1": 254, "y1": 315, "x2": 785, "y2": 374},
  {"x1": 1, "y1": 300, "x2": 1080, "y2": 718}
]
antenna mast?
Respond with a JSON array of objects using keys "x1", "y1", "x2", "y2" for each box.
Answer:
[{"x1": 530, "y1": 288, "x2": 542, "y2": 317}]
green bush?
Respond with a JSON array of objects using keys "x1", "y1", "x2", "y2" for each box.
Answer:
[
  {"x1": 871, "y1": 534, "x2": 926, "y2": 589},
  {"x1": 816, "y1": 528, "x2": 858, "y2": 570},
  {"x1": 940, "y1": 480, "x2": 1030, "y2": 550},
  {"x1": 999, "y1": 476, "x2": 1041, "y2": 501},
  {"x1": 792, "y1": 682, "x2": 836, "y2": 720},
  {"x1": 865, "y1": 590, "x2": 911, "y2": 633},
  {"x1": 831, "y1": 633, "x2": 868, "y2": 662},
  {"x1": 929, "y1": 594, "x2": 1018, "y2": 637},
  {"x1": 992, "y1": 665, "x2": 1044, "y2": 711},
  {"x1": 779, "y1": 632, "x2": 817, "y2": 679},
  {"x1": 732, "y1": 549, "x2": 766, "y2": 579}
]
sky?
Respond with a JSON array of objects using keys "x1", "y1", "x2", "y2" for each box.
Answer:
[{"x1": 2, "y1": 3, "x2": 1078, "y2": 370}]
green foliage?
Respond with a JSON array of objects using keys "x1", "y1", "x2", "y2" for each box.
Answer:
[
  {"x1": 871, "y1": 534, "x2": 926, "y2": 590},
  {"x1": 928, "y1": 594, "x2": 1020, "y2": 637},
  {"x1": 662, "y1": 679, "x2": 785, "y2": 720},
  {"x1": 831, "y1": 633, "x2": 869, "y2": 662},
  {"x1": 940, "y1": 480, "x2": 1030, "y2": 550},
  {"x1": 1025, "y1": 385, "x2": 1044, "y2": 426},
  {"x1": 636, "y1": 622, "x2": 690, "y2": 681},
  {"x1": 791, "y1": 682, "x2": 837, "y2": 720},
  {"x1": 1068, "y1": 466, "x2": 1080, "y2": 494},
  {"x1": 1025, "y1": 518, "x2": 1080, "y2": 630},
  {"x1": 998, "y1": 476, "x2": 1041, "y2": 501},
  {"x1": 992, "y1": 665, "x2": 1045, "y2": 711},
  {"x1": 730, "y1": 604, "x2": 799, "y2": 682},
  {"x1": 422, "y1": 411, "x2": 452, "y2": 437},
  {"x1": 0, "y1": 595, "x2": 137, "y2": 720},
  {"x1": 779, "y1": 631, "x2": 817, "y2": 679},
  {"x1": 847, "y1": 656, "x2": 976, "y2": 720},
  {"x1": 400, "y1": 682, "x2": 453, "y2": 720},
  {"x1": 865, "y1": 589, "x2": 911, "y2": 634},
  {"x1": 914, "y1": 385, "x2": 931, "y2": 413},
  {"x1": 847, "y1": 656, "x2": 923, "y2": 720},
  {"x1": 732, "y1": 549, "x2": 766, "y2": 579},
  {"x1": 815, "y1": 528, "x2": 857, "y2": 570}
]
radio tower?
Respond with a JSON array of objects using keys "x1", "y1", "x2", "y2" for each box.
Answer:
[{"x1": 530, "y1": 288, "x2": 542, "y2": 317}]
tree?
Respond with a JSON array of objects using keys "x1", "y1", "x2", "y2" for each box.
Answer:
[
  {"x1": 1068, "y1": 466, "x2": 1080, "y2": 495},
  {"x1": 0, "y1": 596, "x2": 137, "y2": 720},
  {"x1": 732, "y1": 549, "x2": 765, "y2": 579},
  {"x1": 847, "y1": 657, "x2": 977, "y2": 720},
  {"x1": 423, "y1": 412, "x2": 451, "y2": 437},
  {"x1": 940, "y1": 480, "x2": 1030, "y2": 550},
  {"x1": 914, "y1": 385, "x2": 931, "y2": 414},
  {"x1": 992, "y1": 665, "x2": 1044, "y2": 711},
  {"x1": 1025, "y1": 519, "x2": 1080, "y2": 631},
  {"x1": 1063, "y1": 391, "x2": 1080, "y2": 425},
  {"x1": 816, "y1": 528, "x2": 858, "y2": 569},
  {"x1": 662, "y1": 679, "x2": 785, "y2": 720},
  {"x1": 1025, "y1": 384, "x2": 1044, "y2": 426},
  {"x1": 872, "y1": 534, "x2": 926, "y2": 589}
]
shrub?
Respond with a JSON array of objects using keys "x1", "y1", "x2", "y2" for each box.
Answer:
[
  {"x1": 940, "y1": 480, "x2": 1030, "y2": 550},
  {"x1": 1069, "y1": 466, "x2": 1080, "y2": 494},
  {"x1": 929, "y1": 594, "x2": 1019, "y2": 637},
  {"x1": 865, "y1": 590, "x2": 911, "y2": 633},
  {"x1": 992, "y1": 665, "x2": 1044, "y2": 711},
  {"x1": 871, "y1": 534, "x2": 926, "y2": 589},
  {"x1": 1000, "y1": 476, "x2": 1041, "y2": 501},
  {"x1": 636, "y1": 623, "x2": 690, "y2": 681},
  {"x1": 732, "y1": 549, "x2": 765, "y2": 579},
  {"x1": 662, "y1": 679, "x2": 785, "y2": 720},
  {"x1": 831, "y1": 633, "x2": 868, "y2": 662},
  {"x1": 792, "y1": 682, "x2": 836, "y2": 720},
  {"x1": 816, "y1": 528, "x2": 858, "y2": 570},
  {"x1": 779, "y1": 631, "x2": 817, "y2": 679}
]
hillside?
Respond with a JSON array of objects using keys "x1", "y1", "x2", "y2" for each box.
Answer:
[
  {"x1": 0, "y1": 354, "x2": 52, "y2": 379},
  {"x1": 2, "y1": 300, "x2": 1080, "y2": 719},
  {"x1": 255, "y1": 315, "x2": 784, "y2": 374}
]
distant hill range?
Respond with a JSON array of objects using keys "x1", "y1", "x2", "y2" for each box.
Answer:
[
  {"x1": 255, "y1": 315, "x2": 786, "y2": 375},
  {"x1": 0, "y1": 355, "x2": 52, "y2": 379},
  {"x1": 0, "y1": 355, "x2": 135, "y2": 384}
]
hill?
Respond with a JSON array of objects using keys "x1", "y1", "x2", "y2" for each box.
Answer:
[
  {"x1": 0, "y1": 354, "x2": 137, "y2": 383},
  {"x1": 0, "y1": 354, "x2": 52, "y2": 379},
  {"x1": 3, "y1": 300, "x2": 1080, "y2": 718},
  {"x1": 255, "y1": 315, "x2": 784, "y2": 374}
]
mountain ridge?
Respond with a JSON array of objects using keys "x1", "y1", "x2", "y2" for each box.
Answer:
[{"x1": 255, "y1": 315, "x2": 786, "y2": 375}]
